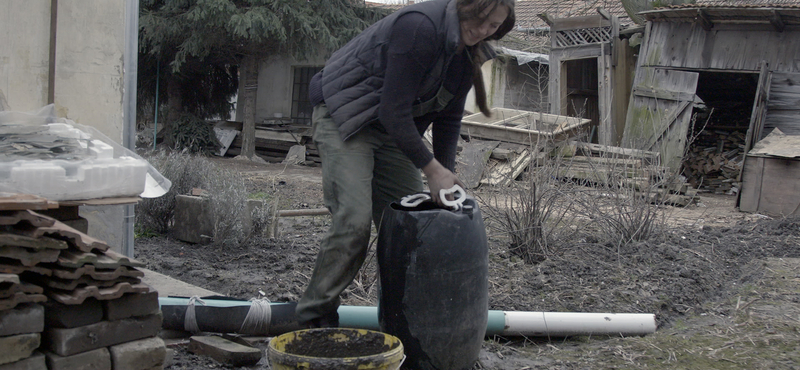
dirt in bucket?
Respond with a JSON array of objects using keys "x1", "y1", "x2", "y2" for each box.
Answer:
[{"x1": 284, "y1": 329, "x2": 395, "y2": 358}]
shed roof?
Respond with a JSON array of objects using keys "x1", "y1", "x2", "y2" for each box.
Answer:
[
  {"x1": 643, "y1": 0, "x2": 800, "y2": 25},
  {"x1": 515, "y1": 0, "x2": 632, "y2": 29}
]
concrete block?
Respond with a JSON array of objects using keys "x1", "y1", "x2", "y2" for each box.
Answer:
[
  {"x1": 44, "y1": 298, "x2": 103, "y2": 328},
  {"x1": 163, "y1": 348, "x2": 174, "y2": 369},
  {"x1": 103, "y1": 287, "x2": 159, "y2": 321},
  {"x1": 172, "y1": 195, "x2": 214, "y2": 244},
  {"x1": 0, "y1": 333, "x2": 40, "y2": 365},
  {"x1": 109, "y1": 337, "x2": 165, "y2": 370},
  {"x1": 0, "y1": 351, "x2": 46, "y2": 370},
  {"x1": 0, "y1": 303, "x2": 44, "y2": 336},
  {"x1": 43, "y1": 348, "x2": 110, "y2": 370},
  {"x1": 43, "y1": 313, "x2": 162, "y2": 357},
  {"x1": 242, "y1": 199, "x2": 273, "y2": 238},
  {"x1": 188, "y1": 335, "x2": 262, "y2": 367}
]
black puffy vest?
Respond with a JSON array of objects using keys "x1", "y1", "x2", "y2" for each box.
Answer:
[{"x1": 320, "y1": 0, "x2": 461, "y2": 140}]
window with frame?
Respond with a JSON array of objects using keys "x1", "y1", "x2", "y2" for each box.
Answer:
[{"x1": 291, "y1": 66, "x2": 323, "y2": 126}]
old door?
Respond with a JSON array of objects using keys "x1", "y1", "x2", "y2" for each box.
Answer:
[
  {"x1": 622, "y1": 67, "x2": 699, "y2": 171},
  {"x1": 743, "y1": 62, "x2": 772, "y2": 156}
]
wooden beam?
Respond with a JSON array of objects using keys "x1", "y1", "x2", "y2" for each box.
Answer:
[
  {"x1": 575, "y1": 142, "x2": 660, "y2": 164},
  {"x1": 770, "y1": 10, "x2": 785, "y2": 32},
  {"x1": 597, "y1": 8, "x2": 611, "y2": 20},
  {"x1": 642, "y1": 100, "x2": 693, "y2": 150},
  {"x1": 695, "y1": 9, "x2": 712, "y2": 31},
  {"x1": 632, "y1": 86, "x2": 696, "y2": 102},
  {"x1": 538, "y1": 13, "x2": 553, "y2": 27}
]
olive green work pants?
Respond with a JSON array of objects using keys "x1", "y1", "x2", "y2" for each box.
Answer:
[{"x1": 295, "y1": 104, "x2": 424, "y2": 323}]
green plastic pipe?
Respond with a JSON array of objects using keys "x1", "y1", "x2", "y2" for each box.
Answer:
[{"x1": 158, "y1": 297, "x2": 656, "y2": 337}]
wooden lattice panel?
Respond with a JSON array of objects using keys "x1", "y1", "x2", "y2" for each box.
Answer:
[{"x1": 554, "y1": 26, "x2": 612, "y2": 47}]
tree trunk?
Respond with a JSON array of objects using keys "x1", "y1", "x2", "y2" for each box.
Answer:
[
  {"x1": 240, "y1": 55, "x2": 258, "y2": 159},
  {"x1": 163, "y1": 77, "x2": 183, "y2": 148}
]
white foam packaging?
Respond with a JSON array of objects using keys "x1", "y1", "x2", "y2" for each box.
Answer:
[{"x1": 0, "y1": 105, "x2": 171, "y2": 201}]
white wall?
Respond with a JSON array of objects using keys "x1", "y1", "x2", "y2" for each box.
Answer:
[
  {"x1": 1, "y1": 0, "x2": 126, "y2": 141},
  {"x1": 465, "y1": 60, "x2": 506, "y2": 115},
  {"x1": 255, "y1": 54, "x2": 326, "y2": 124},
  {"x1": 0, "y1": 1, "x2": 51, "y2": 112},
  {"x1": 0, "y1": 0, "x2": 131, "y2": 253}
]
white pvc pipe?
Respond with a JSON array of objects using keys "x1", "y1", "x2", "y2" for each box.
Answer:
[
  {"x1": 158, "y1": 297, "x2": 657, "y2": 337},
  {"x1": 501, "y1": 311, "x2": 656, "y2": 337}
]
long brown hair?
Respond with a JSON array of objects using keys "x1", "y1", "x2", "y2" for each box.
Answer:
[{"x1": 457, "y1": 0, "x2": 515, "y2": 117}]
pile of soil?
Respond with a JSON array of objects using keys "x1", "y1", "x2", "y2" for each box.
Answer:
[{"x1": 134, "y1": 157, "x2": 800, "y2": 369}]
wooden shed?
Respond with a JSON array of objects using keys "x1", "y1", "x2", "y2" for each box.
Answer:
[
  {"x1": 546, "y1": 10, "x2": 639, "y2": 147},
  {"x1": 622, "y1": 4, "x2": 800, "y2": 179}
]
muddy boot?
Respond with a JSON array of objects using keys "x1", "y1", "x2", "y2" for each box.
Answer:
[{"x1": 302, "y1": 311, "x2": 340, "y2": 329}]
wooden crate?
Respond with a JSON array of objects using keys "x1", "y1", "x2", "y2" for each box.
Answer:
[{"x1": 460, "y1": 108, "x2": 591, "y2": 146}]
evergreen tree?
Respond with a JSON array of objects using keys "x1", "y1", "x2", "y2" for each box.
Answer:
[{"x1": 138, "y1": 0, "x2": 390, "y2": 153}]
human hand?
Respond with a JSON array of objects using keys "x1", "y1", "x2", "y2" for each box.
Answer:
[{"x1": 422, "y1": 159, "x2": 466, "y2": 207}]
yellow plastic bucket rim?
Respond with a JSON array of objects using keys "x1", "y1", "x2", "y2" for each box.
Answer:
[{"x1": 268, "y1": 327, "x2": 404, "y2": 363}]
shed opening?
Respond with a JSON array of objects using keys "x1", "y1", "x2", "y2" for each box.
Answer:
[{"x1": 682, "y1": 71, "x2": 758, "y2": 194}]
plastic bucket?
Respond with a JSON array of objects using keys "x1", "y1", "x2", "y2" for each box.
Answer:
[{"x1": 267, "y1": 328, "x2": 404, "y2": 370}]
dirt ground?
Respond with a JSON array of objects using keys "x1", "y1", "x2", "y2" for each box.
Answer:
[{"x1": 134, "y1": 156, "x2": 800, "y2": 369}]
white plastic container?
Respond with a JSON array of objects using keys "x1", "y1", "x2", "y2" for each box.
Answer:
[{"x1": 0, "y1": 108, "x2": 163, "y2": 201}]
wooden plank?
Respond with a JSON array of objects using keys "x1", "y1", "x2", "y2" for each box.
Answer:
[
  {"x1": 756, "y1": 157, "x2": 800, "y2": 216},
  {"x1": 641, "y1": 100, "x2": 692, "y2": 150},
  {"x1": 739, "y1": 61, "x2": 771, "y2": 190},
  {"x1": 0, "y1": 193, "x2": 59, "y2": 211},
  {"x1": 552, "y1": 15, "x2": 611, "y2": 31},
  {"x1": 643, "y1": 21, "x2": 800, "y2": 71},
  {"x1": 739, "y1": 156, "x2": 764, "y2": 213},
  {"x1": 58, "y1": 197, "x2": 141, "y2": 207},
  {"x1": 461, "y1": 109, "x2": 591, "y2": 146},
  {"x1": 622, "y1": 67, "x2": 698, "y2": 171},
  {"x1": 632, "y1": 86, "x2": 696, "y2": 102},
  {"x1": 598, "y1": 51, "x2": 614, "y2": 145},
  {"x1": 764, "y1": 72, "x2": 800, "y2": 136},
  {"x1": 456, "y1": 140, "x2": 500, "y2": 189},
  {"x1": 575, "y1": 142, "x2": 660, "y2": 163},
  {"x1": 566, "y1": 155, "x2": 642, "y2": 167},
  {"x1": 741, "y1": 156, "x2": 800, "y2": 216},
  {"x1": 480, "y1": 151, "x2": 531, "y2": 186}
]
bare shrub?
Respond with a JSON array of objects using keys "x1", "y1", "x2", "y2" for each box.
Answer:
[
  {"x1": 136, "y1": 149, "x2": 258, "y2": 246},
  {"x1": 478, "y1": 148, "x2": 580, "y2": 264},
  {"x1": 569, "y1": 156, "x2": 673, "y2": 247}
]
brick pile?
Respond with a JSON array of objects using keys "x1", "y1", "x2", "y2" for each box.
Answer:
[{"x1": 0, "y1": 197, "x2": 166, "y2": 370}]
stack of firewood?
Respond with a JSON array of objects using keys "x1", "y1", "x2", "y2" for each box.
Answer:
[{"x1": 682, "y1": 130, "x2": 746, "y2": 194}]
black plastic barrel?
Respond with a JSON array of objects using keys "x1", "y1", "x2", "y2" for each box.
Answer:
[{"x1": 377, "y1": 194, "x2": 488, "y2": 370}]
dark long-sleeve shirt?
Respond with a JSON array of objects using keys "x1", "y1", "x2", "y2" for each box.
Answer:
[{"x1": 310, "y1": 11, "x2": 473, "y2": 172}]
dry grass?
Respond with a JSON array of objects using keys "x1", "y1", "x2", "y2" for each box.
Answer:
[{"x1": 135, "y1": 149, "x2": 272, "y2": 246}]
